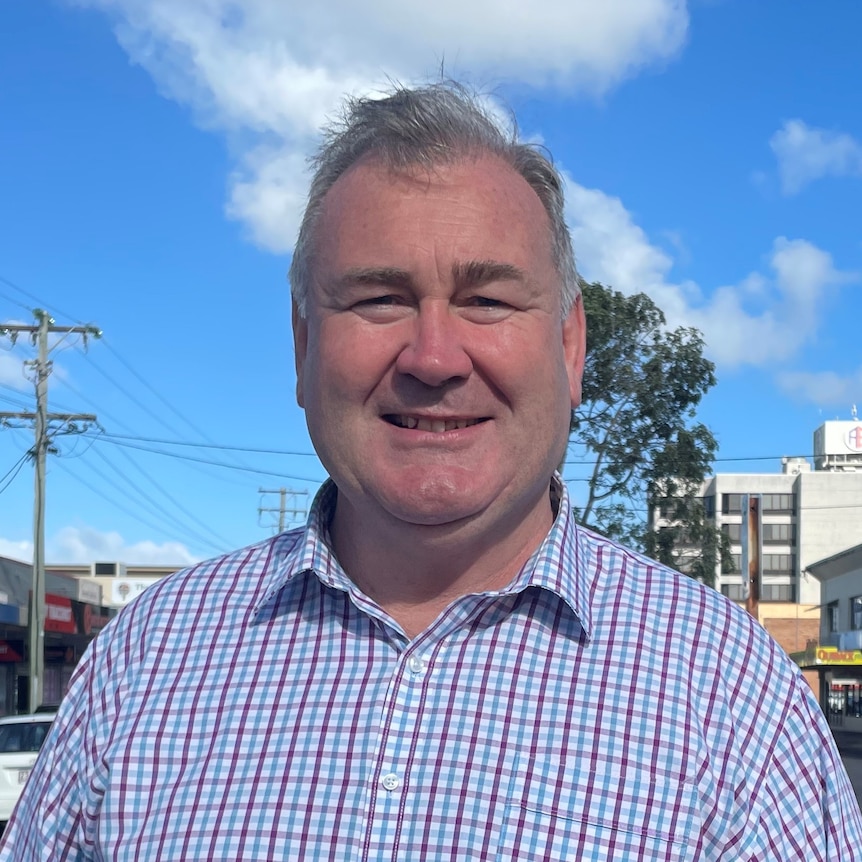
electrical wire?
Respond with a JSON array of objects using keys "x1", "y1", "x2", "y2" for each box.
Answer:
[
  {"x1": 88, "y1": 444, "x2": 234, "y2": 550},
  {"x1": 84, "y1": 431, "x2": 324, "y2": 483},
  {"x1": 93, "y1": 430, "x2": 318, "y2": 457},
  {"x1": 0, "y1": 453, "x2": 29, "y2": 496},
  {"x1": 53, "y1": 457, "x2": 224, "y2": 557}
]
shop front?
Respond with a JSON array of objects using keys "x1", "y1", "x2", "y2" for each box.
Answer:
[
  {"x1": 792, "y1": 644, "x2": 862, "y2": 730},
  {"x1": 39, "y1": 593, "x2": 112, "y2": 708}
]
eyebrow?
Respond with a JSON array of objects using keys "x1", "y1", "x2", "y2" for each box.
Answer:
[
  {"x1": 336, "y1": 260, "x2": 527, "y2": 292},
  {"x1": 338, "y1": 267, "x2": 414, "y2": 290},
  {"x1": 452, "y1": 260, "x2": 526, "y2": 289}
]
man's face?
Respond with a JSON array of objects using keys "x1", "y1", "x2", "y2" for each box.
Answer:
[{"x1": 293, "y1": 154, "x2": 585, "y2": 535}]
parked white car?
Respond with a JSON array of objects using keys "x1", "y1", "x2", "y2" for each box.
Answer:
[{"x1": 0, "y1": 713, "x2": 56, "y2": 825}]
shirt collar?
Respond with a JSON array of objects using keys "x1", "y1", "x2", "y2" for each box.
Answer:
[
  {"x1": 498, "y1": 475, "x2": 594, "y2": 641},
  {"x1": 254, "y1": 475, "x2": 594, "y2": 641},
  {"x1": 252, "y1": 481, "x2": 342, "y2": 618}
]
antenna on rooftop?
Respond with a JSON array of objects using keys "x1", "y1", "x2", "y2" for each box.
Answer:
[{"x1": 853, "y1": 404, "x2": 858, "y2": 420}]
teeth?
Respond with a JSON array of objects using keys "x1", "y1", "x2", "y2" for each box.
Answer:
[{"x1": 391, "y1": 416, "x2": 481, "y2": 433}]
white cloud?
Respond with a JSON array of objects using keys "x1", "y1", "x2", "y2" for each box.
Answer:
[
  {"x1": 0, "y1": 526, "x2": 200, "y2": 567},
  {"x1": 0, "y1": 539, "x2": 32, "y2": 564},
  {"x1": 50, "y1": 526, "x2": 199, "y2": 566},
  {"x1": 74, "y1": 0, "x2": 689, "y2": 250},
  {"x1": 0, "y1": 353, "x2": 28, "y2": 390},
  {"x1": 776, "y1": 369, "x2": 862, "y2": 409},
  {"x1": 770, "y1": 119, "x2": 862, "y2": 195},
  {"x1": 226, "y1": 147, "x2": 310, "y2": 252},
  {"x1": 564, "y1": 179, "x2": 857, "y2": 368}
]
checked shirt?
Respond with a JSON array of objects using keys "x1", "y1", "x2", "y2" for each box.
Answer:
[{"x1": 2, "y1": 480, "x2": 860, "y2": 860}]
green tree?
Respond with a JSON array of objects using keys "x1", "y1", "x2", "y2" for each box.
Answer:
[{"x1": 569, "y1": 281, "x2": 733, "y2": 585}]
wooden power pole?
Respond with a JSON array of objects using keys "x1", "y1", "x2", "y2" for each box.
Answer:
[{"x1": 0, "y1": 310, "x2": 99, "y2": 712}]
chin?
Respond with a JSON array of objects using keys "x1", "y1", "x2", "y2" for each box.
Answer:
[{"x1": 380, "y1": 478, "x2": 486, "y2": 527}]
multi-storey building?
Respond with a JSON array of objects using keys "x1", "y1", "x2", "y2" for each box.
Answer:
[
  {"x1": 652, "y1": 419, "x2": 862, "y2": 603},
  {"x1": 649, "y1": 419, "x2": 862, "y2": 685}
]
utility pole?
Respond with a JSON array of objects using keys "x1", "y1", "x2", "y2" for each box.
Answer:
[
  {"x1": 0, "y1": 309, "x2": 100, "y2": 712},
  {"x1": 258, "y1": 487, "x2": 309, "y2": 533}
]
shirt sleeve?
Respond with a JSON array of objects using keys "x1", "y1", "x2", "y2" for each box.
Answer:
[
  {"x1": 730, "y1": 671, "x2": 862, "y2": 861},
  {"x1": 0, "y1": 631, "x2": 115, "y2": 861}
]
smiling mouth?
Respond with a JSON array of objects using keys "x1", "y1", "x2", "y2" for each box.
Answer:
[{"x1": 384, "y1": 415, "x2": 487, "y2": 433}]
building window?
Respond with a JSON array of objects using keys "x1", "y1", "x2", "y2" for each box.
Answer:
[
  {"x1": 760, "y1": 494, "x2": 796, "y2": 514},
  {"x1": 721, "y1": 583, "x2": 746, "y2": 601},
  {"x1": 722, "y1": 523, "x2": 742, "y2": 543},
  {"x1": 828, "y1": 601, "x2": 840, "y2": 633},
  {"x1": 852, "y1": 596, "x2": 862, "y2": 630},
  {"x1": 763, "y1": 554, "x2": 795, "y2": 574},
  {"x1": 657, "y1": 499, "x2": 675, "y2": 519},
  {"x1": 702, "y1": 495, "x2": 715, "y2": 518},
  {"x1": 760, "y1": 583, "x2": 796, "y2": 602},
  {"x1": 722, "y1": 494, "x2": 743, "y2": 515},
  {"x1": 762, "y1": 524, "x2": 796, "y2": 544}
]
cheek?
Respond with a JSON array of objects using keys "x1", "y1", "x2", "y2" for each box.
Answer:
[{"x1": 304, "y1": 329, "x2": 390, "y2": 413}]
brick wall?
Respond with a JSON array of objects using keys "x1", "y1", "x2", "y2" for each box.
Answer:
[
  {"x1": 762, "y1": 617, "x2": 822, "y2": 697},
  {"x1": 763, "y1": 617, "x2": 821, "y2": 655}
]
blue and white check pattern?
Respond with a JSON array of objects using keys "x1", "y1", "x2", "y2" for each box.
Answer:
[{"x1": 2, "y1": 479, "x2": 860, "y2": 860}]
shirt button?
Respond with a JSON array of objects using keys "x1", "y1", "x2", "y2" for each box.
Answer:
[
  {"x1": 381, "y1": 773, "x2": 401, "y2": 791},
  {"x1": 407, "y1": 655, "x2": 426, "y2": 674}
]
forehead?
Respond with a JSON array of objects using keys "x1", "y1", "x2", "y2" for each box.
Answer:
[{"x1": 312, "y1": 154, "x2": 555, "y2": 275}]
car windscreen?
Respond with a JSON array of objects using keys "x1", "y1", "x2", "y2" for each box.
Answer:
[{"x1": 0, "y1": 722, "x2": 51, "y2": 753}]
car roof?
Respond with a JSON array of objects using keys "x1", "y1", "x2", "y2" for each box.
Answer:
[{"x1": 0, "y1": 714, "x2": 56, "y2": 725}]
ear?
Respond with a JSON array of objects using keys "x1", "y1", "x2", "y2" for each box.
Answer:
[
  {"x1": 562, "y1": 293, "x2": 586, "y2": 409},
  {"x1": 292, "y1": 300, "x2": 308, "y2": 409}
]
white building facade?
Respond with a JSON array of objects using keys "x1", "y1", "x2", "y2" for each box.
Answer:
[{"x1": 652, "y1": 420, "x2": 862, "y2": 607}]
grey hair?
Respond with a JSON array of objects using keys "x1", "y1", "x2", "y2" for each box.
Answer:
[{"x1": 289, "y1": 82, "x2": 579, "y2": 317}]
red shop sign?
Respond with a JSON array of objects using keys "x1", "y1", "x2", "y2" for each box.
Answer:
[{"x1": 44, "y1": 594, "x2": 76, "y2": 634}]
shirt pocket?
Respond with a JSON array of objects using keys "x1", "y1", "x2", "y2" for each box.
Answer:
[{"x1": 496, "y1": 767, "x2": 701, "y2": 861}]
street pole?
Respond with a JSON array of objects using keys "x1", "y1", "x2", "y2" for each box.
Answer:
[
  {"x1": 29, "y1": 312, "x2": 49, "y2": 714},
  {"x1": 258, "y1": 487, "x2": 309, "y2": 534},
  {"x1": 0, "y1": 309, "x2": 100, "y2": 712},
  {"x1": 743, "y1": 495, "x2": 762, "y2": 620}
]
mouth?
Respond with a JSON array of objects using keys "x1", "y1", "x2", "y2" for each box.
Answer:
[{"x1": 383, "y1": 414, "x2": 487, "y2": 433}]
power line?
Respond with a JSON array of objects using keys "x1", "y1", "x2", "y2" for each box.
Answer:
[
  {"x1": 3, "y1": 271, "x2": 260, "y2": 479},
  {"x1": 0, "y1": 453, "x2": 29, "y2": 496},
  {"x1": 84, "y1": 431, "x2": 324, "y2": 482},
  {"x1": 84, "y1": 447, "x2": 227, "y2": 554},
  {"x1": 53, "y1": 458, "x2": 220, "y2": 557},
  {"x1": 94, "y1": 430, "x2": 318, "y2": 457},
  {"x1": 0, "y1": 274, "x2": 78, "y2": 323}
]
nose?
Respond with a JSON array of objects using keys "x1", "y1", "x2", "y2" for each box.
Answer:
[{"x1": 394, "y1": 300, "x2": 473, "y2": 387}]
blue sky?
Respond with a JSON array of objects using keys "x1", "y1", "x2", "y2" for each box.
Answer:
[{"x1": 1, "y1": 0, "x2": 861, "y2": 566}]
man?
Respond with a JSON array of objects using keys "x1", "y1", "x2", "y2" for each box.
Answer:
[{"x1": 2, "y1": 83, "x2": 860, "y2": 860}]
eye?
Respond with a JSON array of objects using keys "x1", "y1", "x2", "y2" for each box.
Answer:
[
  {"x1": 351, "y1": 294, "x2": 412, "y2": 320},
  {"x1": 356, "y1": 295, "x2": 400, "y2": 306},
  {"x1": 470, "y1": 296, "x2": 506, "y2": 307},
  {"x1": 461, "y1": 295, "x2": 516, "y2": 323}
]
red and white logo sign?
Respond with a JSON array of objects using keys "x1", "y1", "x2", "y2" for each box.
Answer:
[{"x1": 846, "y1": 426, "x2": 862, "y2": 452}]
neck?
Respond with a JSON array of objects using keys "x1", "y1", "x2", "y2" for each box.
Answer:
[{"x1": 328, "y1": 489, "x2": 556, "y2": 637}]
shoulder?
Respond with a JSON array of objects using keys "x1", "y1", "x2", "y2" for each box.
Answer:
[
  {"x1": 577, "y1": 523, "x2": 760, "y2": 635},
  {"x1": 73, "y1": 529, "x2": 305, "y2": 691},
  {"x1": 575, "y1": 523, "x2": 799, "y2": 716},
  {"x1": 112, "y1": 529, "x2": 303, "y2": 628}
]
